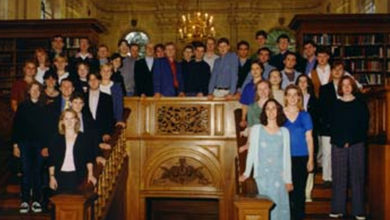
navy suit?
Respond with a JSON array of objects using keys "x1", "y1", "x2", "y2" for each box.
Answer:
[{"x1": 153, "y1": 57, "x2": 184, "y2": 96}]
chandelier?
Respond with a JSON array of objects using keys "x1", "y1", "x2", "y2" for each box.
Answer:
[{"x1": 178, "y1": 11, "x2": 215, "y2": 42}]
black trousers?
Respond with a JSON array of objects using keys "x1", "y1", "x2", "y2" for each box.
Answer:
[
  {"x1": 289, "y1": 156, "x2": 309, "y2": 220},
  {"x1": 55, "y1": 171, "x2": 82, "y2": 194},
  {"x1": 20, "y1": 141, "x2": 43, "y2": 203}
]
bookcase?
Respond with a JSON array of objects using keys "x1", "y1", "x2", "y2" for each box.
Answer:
[
  {"x1": 0, "y1": 19, "x2": 106, "y2": 94},
  {"x1": 289, "y1": 14, "x2": 390, "y2": 87}
]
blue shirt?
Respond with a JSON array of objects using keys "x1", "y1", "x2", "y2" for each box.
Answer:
[
  {"x1": 284, "y1": 111, "x2": 313, "y2": 156},
  {"x1": 239, "y1": 81, "x2": 256, "y2": 105},
  {"x1": 208, "y1": 52, "x2": 239, "y2": 95},
  {"x1": 305, "y1": 57, "x2": 317, "y2": 75}
]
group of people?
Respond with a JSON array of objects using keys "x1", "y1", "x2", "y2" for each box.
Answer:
[
  {"x1": 10, "y1": 30, "x2": 369, "y2": 220},
  {"x1": 235, "y1": 33, "x2": 369, "y2": 220}
]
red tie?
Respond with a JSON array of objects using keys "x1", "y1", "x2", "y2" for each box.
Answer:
[{"x1": 169, "y1": 59, "x2": 178, "y2": 88}]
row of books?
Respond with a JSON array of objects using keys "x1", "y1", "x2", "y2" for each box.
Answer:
[
  {"x1": 0, "y1": 40, "x2": 14, "y2": 51},
  {"x1": 346, "y1": 60, "x2": 383, "y2": 72},
  {"x1": 387, "y1": 62, "x2": 390, "y2": 72},
  {"x1": 0, "y1": 66, "x2": 15, "y2": 78},
  {"x1": 0, "y1": 54, "x2": 13, "y2": 64},
  {"x1": 354, "y1": 74, "x2": 382, "y2": 85},
  {"x1": 65, "y1": 38, "x2": 81, "y2": 49},
  {"x1": 304, "y1": 34, "x2": 385, "y2": 46},
  {"x1": 344, "y1": 47, "x2": 384, "y2": 58},
  {"x1": 16, "y1": 39, "x2": 50, "y2": 51}
]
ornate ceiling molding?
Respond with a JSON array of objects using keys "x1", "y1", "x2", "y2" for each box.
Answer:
[{"x1": 89, "y1": 0, "x2": 323, "y2": 13}]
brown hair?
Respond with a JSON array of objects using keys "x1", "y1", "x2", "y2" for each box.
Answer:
[
  {"x1": 337, "y1": 75, "x2": 359, "y2": 96},
  {"x1": 34, "y1": 48, "x2": 50, "y2": 67},
  {"x1": 58, "y1": 108, "x2": 81, "y2": 135},
  {"x1": 331, "y1": 60, "x2": 345, "y2": 70},
  {"x1": 254, "y1": 80, "x2": 273, "y2": 102},
  {"x1": 269, "y1": 69, "x2": 282, "y2": 89},
  {"x1": 260, "y1": 99, "x2": 287, "y2": 127},
  {"x1": 284, "y1": 84, "x2": 304, "y2": 111},
  {"x1": 53, "y1": 55, "x2": 68, "y2": 62},
  {"x1": 26, "y1": 81, "x2": 44, "y2": 106},
  {"x1": 165, "y1": 42, "x2": 176, "y2": 48}
]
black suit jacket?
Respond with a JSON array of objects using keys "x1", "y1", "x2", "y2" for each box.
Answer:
[
  {"x1": 318, "y1": 82, "x2": 338, "y2": 136},
  {"x1": 80, "y1": 112, "x2": 103, "y2": 158},
  {"x1": 45, "y1": 96, "x2": 65, "y2": 137},
  {"x1": 83, "y1": 91, "x2": 114, "y2": 137},
  {"x1": 48, "y1": 132, "x2": 93, "y2": 179},
  {"x1": 134, "y1": 58, "x2": 154, "y2": 96}
]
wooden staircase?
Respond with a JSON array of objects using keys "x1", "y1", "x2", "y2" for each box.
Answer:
[{"x1": 0, "y1": 169, "x2": 53, "y2": 220}]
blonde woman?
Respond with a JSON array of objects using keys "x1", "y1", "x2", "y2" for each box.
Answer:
[
  {"x1": 48, "y1": 109, "x2": 97, "y2": 194},
  {"x1": 283, "y1": 85, "x2": 314, "y2": 220}
]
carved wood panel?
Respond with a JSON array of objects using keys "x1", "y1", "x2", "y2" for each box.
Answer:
[
  {"x1": 156, "y1": 105, "x2": 210, "y2": 135},
  {"x1": 153, "y1": 157, "x2": 212, "y2": 186}
]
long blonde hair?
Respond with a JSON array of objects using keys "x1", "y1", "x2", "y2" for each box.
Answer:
[
  {"x1": 284, "y1": 84, "x2": 304, "y2": 111},
  {"x1": 58, "y1": 109, "x2": 81, "y2": 135}
]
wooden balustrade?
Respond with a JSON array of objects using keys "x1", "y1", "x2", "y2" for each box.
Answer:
[
  {"x1": 124, "y1": 97, "x2": 274, "y2": 220},
  {"x1": 364, "y1": 88, "x2": 390, "y2": 220},
  {"x1": 51, "y1": 109, "x2": 131, "y2": 220}
]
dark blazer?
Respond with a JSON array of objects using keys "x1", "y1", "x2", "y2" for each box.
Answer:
[
  {"x1": 153, "y1": 57, "x2": 184, "y2": 96},
  {"x1": 45, "y1": 96, "x2": 65, "y2": 136},
  {"x1": 318, "y1": 82, "x2": 338, "y2": 136},
  {"x1": 134, "y1": 58, "x2": 154, "y2": 97},
  {"x1": 237, "y1": 58, "x2": 252, "y2": 90},
  {"x1": 48, "y1": 132, "x2": 93, "y2": 180},
  {"x1": 83, "y1": 91, "x2": 115, "y2": 137},
  {"x1": 80, "y1": 112, "x2": 102, "y2": 158}
]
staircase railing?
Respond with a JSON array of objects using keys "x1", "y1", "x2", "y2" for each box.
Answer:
[
  {"x1": 364, "y1": 87, "x2": 390, "y2": 220},
  {"x1": 51, "y1": 108, "x2": 131, "y2": 220}
]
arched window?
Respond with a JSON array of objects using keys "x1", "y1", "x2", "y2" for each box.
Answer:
[
  {"x1": 265, "y1": 28, "x2": 296, "y2": 54},
  {"x1": 124, "y1": 31, "x2": 150, "y2": 58}
]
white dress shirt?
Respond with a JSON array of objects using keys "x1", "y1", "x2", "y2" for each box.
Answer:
[
  {"x1": 312, "y1": 64, "x2": 331, "y2": 86},
  {"x1": 61, "y1": 137, "x2": 76, "y2": 172},
  {"x1": 89, "y1": 90, "x2": 100, "y2": 120},
  {"x1": 145, "y1": 56, "x2": 154, "y2": 71}
]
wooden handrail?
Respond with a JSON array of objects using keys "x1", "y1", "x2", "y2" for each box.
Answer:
[{"x1": 51, "y1": 108, "x2": 131, "y2": 220}]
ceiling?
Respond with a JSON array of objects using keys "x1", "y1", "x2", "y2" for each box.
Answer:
[{"x1": 89, "y1": 0, "x2": 324, "y2": 13}]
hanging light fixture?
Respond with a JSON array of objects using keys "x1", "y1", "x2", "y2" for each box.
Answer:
[{"x1": 178, "y1": 0, "x2": 215, "y2": 43}]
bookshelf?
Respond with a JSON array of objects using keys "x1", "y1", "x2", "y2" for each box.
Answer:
[
  {"x1": 0, "y1": 19, "x2": 106, "y2": 94},
  {"x1": 289, "y1": 14, "x2": 390, "y2": 87}
]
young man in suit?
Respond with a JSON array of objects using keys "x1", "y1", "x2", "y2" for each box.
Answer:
[
  {"x1": 70, "y1": 93, "x2": 106, "y2": 165},
  {"x1": 318, "y1": 61, "x2": 345, "y2": 187},
  {"x1": 153, "y1": 42, "x2": 185, "y2": 98},
  {"x1": 84, "y1": 72, "x2": 114, "y2": 142},
  {"x1": 303, "y1": 40, "x2": 318, "y2": 75},
  {"x1": 134, "y1": 43, "x2": 155, "y2": 97}
]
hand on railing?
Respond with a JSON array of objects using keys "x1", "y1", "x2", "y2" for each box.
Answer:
[
  {"x1": 96, "y1": 156, "x2": 106, "y2": 166},
  {"x1": 116, "y1": 121, "x2": 126, "y2": 128},
  {"x1": 239, "y1": 174, "x2": 248, "y2": 182},
  {"x1": 99, "y1": 143, "x2": 111, "y2": 150},
  {"x1": 88, "y1": 174, "x2": 97, "y2": 186}
]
